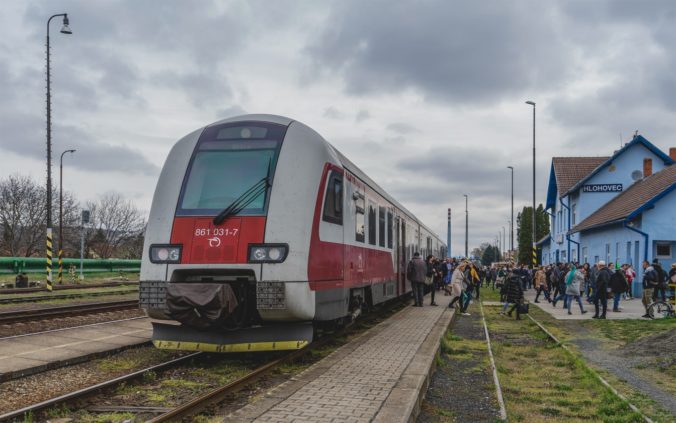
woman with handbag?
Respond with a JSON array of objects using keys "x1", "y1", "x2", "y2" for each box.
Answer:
[{"x1": 565, "y1": 265, "x2": 588, "y2": 315}]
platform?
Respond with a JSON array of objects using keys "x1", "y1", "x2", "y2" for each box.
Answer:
[
  {"x1": 0, "y1": 317, "x2": 151, "y2": 381},
  {"x1": 224, "y1": 293, "x2": 455, "y2": 423}
]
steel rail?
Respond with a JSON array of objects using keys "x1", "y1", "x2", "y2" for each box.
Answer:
[
  {"x1": 525, "y1": 314, "x2": 654, "y2": 423},
  {"x1": 0, "y1": 300, "x2": 139, "y2": 324},
  {"x1": 0, "y1": 281, "x2": 139, "y2": 295},
  {"x1": 0, "y1": 289, "x2": 138, "y2": 304},
  {"x1": 0, "y1": 352, "x2": 202, "y2": 423}
]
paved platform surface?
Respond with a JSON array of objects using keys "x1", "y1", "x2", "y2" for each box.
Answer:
[
  {"x1": 224, "y1": 293, "x2": 455, "y2": 423},
  {"x1": 0, "y1": 317, "x2": 151, "y2": 381},
  {"x1": 486, "y1": 289, "x2": 648, "y2": 320}
]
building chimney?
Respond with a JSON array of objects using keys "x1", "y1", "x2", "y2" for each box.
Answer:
[
  {"x1": 643, "y1": 158, "x2": 653, "y2": 178},
  {"x1": 670, "y1": 147, "x2": 676, "y2": 162}
]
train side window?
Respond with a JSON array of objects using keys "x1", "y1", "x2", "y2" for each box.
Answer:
[
  {"x1": 322, "y1": 172, "x2": 343, "y2": 225},
  {"x1": 368, "y1": 202, "x2": 376, "y2": 245},
  {"x1": 387, "y1": 210, "x2": 393, "y2": 248},
  {"x1": 378, "y1": 206, "x2": 386, "y2": 247},
  {"x1": 355, "y1": 191, "x2": 365, "y2": 242}
]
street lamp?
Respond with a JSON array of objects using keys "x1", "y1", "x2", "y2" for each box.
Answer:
[
  {"x1": 507, "y1": 220, "x2": 511, "y2": 260},
  {"x1": 507, "y1": 166, "x2": 514, "y2": 255},
  {"x1": 59, "y1": 149, "x2": 76, "y2": 284},
  {"x1": 525, "y1": 101, "x2": 536, "y2": 268},
  {"x1": 502, "y1": 226, "x2": 506, "y2": 259},
  {"x1": 46, "y1": 13, "x2": 72, "y2": 292},
  {"x1": 463, "y1": 194, "x2": 468, "y2": 258}
]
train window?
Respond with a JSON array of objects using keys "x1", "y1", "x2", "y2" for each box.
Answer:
[
  {"x1": 355, "y1": 192, "x2": 365, "y2": 242},
  {"x1": 368, "y1": 202, "x2": 376, "y2": 245},
  {"x1": 378, "y1": 206, "x2": 386, "y2": 247},
  {"x1": 322, "y1": 172, "x2": 343, "y2": 225},
  {"x1": 387, "y1": 210, "x2": 393, "y2": 249}
]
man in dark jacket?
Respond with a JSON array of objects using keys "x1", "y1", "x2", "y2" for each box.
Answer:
[
  {"x1": 641, "y1": 260, "x2": 658, "y2": 317},
  {"x1": 501, "y1": 273, "x2": 525, "y2": 320},
  {"x1": 593, "y1": 261, "x2": 611, "y2": 319},
  {"x1": 407, "y1": 252, "x2": 427, "y2": 307},
  {"x1": 609, "y1": 265, "x2": 628, "y2": 312},
  {"x1": 652, "y1": 259, "x2": 668, "y2": 302}
]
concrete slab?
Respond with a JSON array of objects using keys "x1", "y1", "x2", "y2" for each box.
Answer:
[
  {"x1": 223, "y1": 292, "x2": 455, "y2": 423},
  {"x1": 523, "y1": 289, "x2": 648, "y2": 320},
  {"x1": 0, "y1": 317, "x2": 152, "y2": 381}
]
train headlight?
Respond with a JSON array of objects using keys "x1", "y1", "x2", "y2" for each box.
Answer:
[
  {"x1": 149, "y1": 244, "x2": 182, "y2": 264},
  {"x1": 248, "y1": 244, "x2": 289, "y2": 263}
]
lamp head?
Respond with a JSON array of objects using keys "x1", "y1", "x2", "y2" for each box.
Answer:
[
  {"x1": 525, "y1": 101, "x2": 535, "y2": 106},
  {"x1": 507, "y1": 165, "x2": 513, "y2": 170},
  {"x1": 60, "y1": 14, "x2": 72, "y2": 34}
]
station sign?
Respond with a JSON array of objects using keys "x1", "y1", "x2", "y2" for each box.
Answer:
[{"x1": 582, "y1": 184, "x2": 623, "y2": 193}]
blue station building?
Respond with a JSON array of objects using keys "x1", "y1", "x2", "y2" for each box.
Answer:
[{"x1": 539, "y1": 135, "x2": 676, "y2": 295}]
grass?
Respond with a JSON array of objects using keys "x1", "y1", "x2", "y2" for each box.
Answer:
[
  {"x1": 581, "y1": 317, "x2": 675, "y2": 344},
  {"x1": 484, "y1": 305, "x2": 645, "y2": 422},
  {"x1": 0, "y1": 271, "x2": 139, "y2": 284}
]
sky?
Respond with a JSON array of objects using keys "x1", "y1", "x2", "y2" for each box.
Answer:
[{"x1": 1, "y1": 0, "x2": 676, "y2": 256}]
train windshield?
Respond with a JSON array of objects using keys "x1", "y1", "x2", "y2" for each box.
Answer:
[{"x1": 177, "y1": 122, "x2": 287, "y2": 216}]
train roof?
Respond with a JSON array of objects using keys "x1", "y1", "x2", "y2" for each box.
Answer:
[{"x1": 207, "y1": 114, "x2": 443, "y2": 244}]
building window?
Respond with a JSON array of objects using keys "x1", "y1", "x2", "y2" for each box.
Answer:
[
  {"x1": 626, "y1": 242, "x2": 632, "y2": 265},
  {"x1": 368, "y1": 202, "x2": 376, "y2": 245},
  {"x1": 582, "y1": 247, "x2": 588, "y2": 264},
  {"x1": 572, "y1": 249, "x2": 577, "y2": 263},
  {"x1": 571, "y1": 204, "x2": 577, "y2": 226},
  {"x1": 605, "y1": 243, "x2": 610, "y2": 264},
  {"x1": 378, "y1": 206, "x2": 386, "y2": 247},
  {"x1": 561, "y1": 251, "x2": 567, "y2": 262},
  {"x1": 656, "y1": 242, "x2": 672, "y2": 258}
]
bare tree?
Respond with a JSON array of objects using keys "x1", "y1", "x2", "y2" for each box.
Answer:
[
  {"x1": 0, "y1": 175, "x2": 47, "y2": 257},
  {"x1": 86, "y1": 192, "x2": 145, "y2": 259}
]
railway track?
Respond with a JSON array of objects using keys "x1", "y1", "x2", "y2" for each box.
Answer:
[
  {"x1": 0, "y1": 288, "x2": 138, "y2": 305},
  {"x1": 479, "y1": 302, "x2": 653, "y2": 423},
  {"x1": 0, "y1": 281, "x2": 138, "y2": 295},
  {"x1": 2, "y1": 299, "x2": 408, "y2": 423},
  {"x1": 0, "y1": 300, "x2": 139, "y2": 324}
]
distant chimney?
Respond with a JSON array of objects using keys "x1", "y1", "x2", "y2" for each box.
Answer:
[
  {"x1": 670, "y1": 147, "x2": 676, "y2": 162},
  {"x1": 643, "y1": 158, "x2": 653, "y2": 178}
]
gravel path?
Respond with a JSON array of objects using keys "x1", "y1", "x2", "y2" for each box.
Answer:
[
  {"x1": 418, "y1": 303, "x2": 501, "y2": 423},
  {"x1": 562, "y1": 322, "x2": 676, "y2": 415}
]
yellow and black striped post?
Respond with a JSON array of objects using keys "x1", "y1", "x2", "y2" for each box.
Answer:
[
  {"x1": 58, "y1": 249, "x2": 63, "y2": 285},
  {"x1": 46, "y1": 228, "x2": 53, "y2": 291},
  {"x1": 532, "y1": 245, "x2": 537, "y2": 267}
]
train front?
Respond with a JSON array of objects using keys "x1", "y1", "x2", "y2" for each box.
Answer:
[{"x1": 140, "y1": 115, "x2": 322, "y2": 352}]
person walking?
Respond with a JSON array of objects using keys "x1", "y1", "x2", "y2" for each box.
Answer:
[
  {"x1": 588, "y1": 261, "x2": 600, "y2": 303},
  {"x1": 426, "y1": 255, "x2": 438, "y2": 306},
  {"x1": 534, "y1": 266, "x2": 549, "y2": 303},
  {"x1": 593, "y1": 261, "x2": 611, "y2": 319},
  {"x1": 448, "y1": 262, "x2": 467, "y2": 311},
  {"x1": 501, "y1": 271, "x2": 525, "y2": 320},
  {"x1": 641, "y1": 260, "x2": 658, "y2": 318},
  {"x1": 406, "y1": 252, "x2": 426, "y2": 307},
  {"x1": 669, "y1": 264, "x2": 676, "y2": 300},
  {"x1": 552, "y1": 263, "x2": 568, "y2": 308},
  {"x1": 565, "y1": 265, "x2": 588, "y2": 315},
  {"x1": 610, "y1": 264, "x2": 629, "y2": 312}
]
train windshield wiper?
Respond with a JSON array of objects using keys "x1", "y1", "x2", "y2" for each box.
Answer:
[{"x1": 213, "y1": 160, "x2": 273, "y2": 225}]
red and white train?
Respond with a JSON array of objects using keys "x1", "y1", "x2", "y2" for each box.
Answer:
[{"x1": 140, "y1": 114, "x2": 445, "y2": 352}]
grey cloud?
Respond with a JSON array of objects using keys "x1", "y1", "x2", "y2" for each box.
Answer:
[
  {"x1": 324, "y1": 106, "x2": 345, "y2": 119},
  {"x1": 355, "y1": 109, "x2": 370, "y2": 122},
  {"x1": 387, "y1": 122, "x2": 419, "y2": 135},
  {"x1": 307, "y1": 1, "x2": 572, "y2": 104},
  {"x1": 153, "y1": 70, "x2": 234, "y2": 109}
]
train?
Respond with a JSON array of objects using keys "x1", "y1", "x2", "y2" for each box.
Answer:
[{"x1": 140, "y1": 114, "x2": 445, "y2": 352}]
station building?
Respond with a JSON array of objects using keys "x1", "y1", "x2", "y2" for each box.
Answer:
[{"x1": 539, "y1": 135, "x2": 676, "y2": 294}]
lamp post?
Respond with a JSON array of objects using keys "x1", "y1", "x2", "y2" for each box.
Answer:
[
  {"x1": 46, "y1": 13, "x2": 73, "y2": 292},
  {"x1": 498, "y1": 231, "x2": 502, "y2": 260},
  {"x1": 525, "y1": 101, "x2": 536, "y2": 268},
  {"x1": 59, "y1": 149, "x2": 76, "y2": 284},
  {"x1": 463, "y1": 194, "x2": 468, "y2": 258},
  {"x1": 507, "y1": 166, "x2": 514, "y2": 256},
  {"x1": 507, "y1": 220, "x2": 511, "y2": 261},
  {"x1": 502, "y1": 226, "x2": 506, "y2": 260}
]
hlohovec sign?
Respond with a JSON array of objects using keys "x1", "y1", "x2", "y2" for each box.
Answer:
[{"x1": 582, "y1": 184, "x2": 623, "y2": 193}]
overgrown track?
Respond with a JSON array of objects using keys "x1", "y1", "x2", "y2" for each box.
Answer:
[
  {"x1": 0, "y1": 281, "x2": 139, "y2": 295},
  {"x1": 0, "y1": 300, "x2": 139, "y2": 324},
  {"x1": 0, "y1": 288, "x2": 138, "y2": 304}
]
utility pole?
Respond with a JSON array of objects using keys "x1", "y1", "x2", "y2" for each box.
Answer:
[
  {"x1": 447, "y1": 208, "x2": 451, "y2": 258},
  {"x1": 463, "y1": 194, "x2": 468, "y2": 258},
  {"x1": 526, "y1": 101, "x2": 537, "y2": 268}
]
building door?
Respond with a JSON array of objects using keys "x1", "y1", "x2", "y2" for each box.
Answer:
[{"x1": 634, "y1": 241, "x2": 640, "y2": 270}]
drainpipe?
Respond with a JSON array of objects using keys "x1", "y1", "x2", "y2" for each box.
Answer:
[
  {"x1": 624, "y1": 220, "x2": 649, "y2": 298},
  {"x1": 560, "y1": 198, "x2": 571, "y2": 262}
]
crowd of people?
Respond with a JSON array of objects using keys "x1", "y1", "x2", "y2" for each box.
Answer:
[{"x1": 406, "y1": 252, "x2": 676, "y2": 319}]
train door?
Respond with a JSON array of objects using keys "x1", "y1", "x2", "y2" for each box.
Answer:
[{"x1": 399, "y1": 218, "x2": 407, "y2": 294}]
